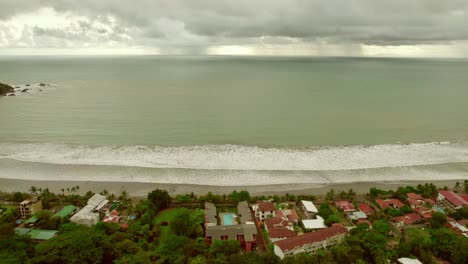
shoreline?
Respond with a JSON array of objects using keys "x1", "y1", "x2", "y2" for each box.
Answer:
[{"x1": 0, "y1": 177, "x2": 463, "y2": 197}]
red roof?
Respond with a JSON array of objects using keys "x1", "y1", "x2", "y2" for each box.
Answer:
[
  {"x1": 393, "y1": 213, "x2": 422, "y2": 225},
  {"x1": 376, "y1": 199, "x2": 404, "y2": 210},
  {"x1": 439, "y1": 190, "x2": 468, "y2": 207},
  {"x1": 334, "y1": 200, "x2": 355, "y2": 212},
  {"x1": 257, "y1": 201, "x2": 276, "y2": 212},
  {"x1": 110, "y1": 210, "x2": 120, "y2": 216},
  {"x1": 274, "y1": 226, "x2": 347, "y2": 252},
  {"x1": 356, "y1": 219, "x2": 372, "y2": 226},
  {"x1": 265, "y1": 217, "x2": 289, "y2": 230},
  {"x1": 358, "y1": 203, "x2": 373, "y2": 214},
  {"x1": 268, "y1": 227, "x2": 297, "y2": 239},
  {"x1": 407, "y1": 193, "x2": 423, "y2": 200},
  {"x1": 461, "y1": 194, "x2": 468, "y2": 203},
  {"x1": 102, "y1": 215, "x2": 120, "y2": 223},
  {"x1": 423, "y1": 198, "x2": 436, "y2": 206},
  {"x1": 276, "y1": 209, "x2": 299, "y2": 223}
]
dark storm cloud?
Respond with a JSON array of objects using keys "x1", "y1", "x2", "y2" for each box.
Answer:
[{"x1": 1, "y1": 0, "x2": 468, "y2": 50}]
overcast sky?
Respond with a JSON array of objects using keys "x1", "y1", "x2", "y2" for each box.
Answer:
[{"x1": 0, "y1": 0, "x2": 467, "y2": 57}]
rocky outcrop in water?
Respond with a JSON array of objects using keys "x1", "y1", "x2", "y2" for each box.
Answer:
[{"x1": 0, "y1": 82, "x2": 14, "y2": 97}]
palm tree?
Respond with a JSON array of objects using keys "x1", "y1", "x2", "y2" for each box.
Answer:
[
  {"x1": 29, "y1": 186, "x2": 38, "y2": 194},
  {"x1": 100, "y1": 189, "x2": 109, "y2": 196},
  {"x1": 66, "y1": 187, "x2": 70, "y2": 194},
  {"x1": 454, "y1": 181, "x2": 461, "y2": 192},
  {"x1": 61, "y1": 188, "x2": 65, "y2": 196},
  {"x1": 75, "y1": 185, "x2": 80, "y2": 194},
  {"x1": 71, "y1": 187, "x2": 76, "y2": 194}
]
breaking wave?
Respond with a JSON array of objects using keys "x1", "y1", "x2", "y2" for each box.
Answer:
[{"x1": 1, "y1": 141, "x2": 467, "y2": 171}]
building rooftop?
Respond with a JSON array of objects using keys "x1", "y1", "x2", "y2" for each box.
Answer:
[
  {"x1": 376, "y1": 199, "x2": 405, "y2": 210},
  {"x1": 205, "y1": 202, "x2": 217, "y2": 225},
  {"x1": 302, "y1": 216, "x2": 326, "y2": 229},
  {"x1": 257, "y1": 201, "x2": 275, "y2": 212},
  {"x1": 70, "y1": 194, "x2": 108, "y2": 224},
  {"x1": 276, "y1": 209, "x2": 299, "y2": 223},
  {"x1": 268, "y1": 227, "x2": 297, "y2": 239},
  {"x1": 394, "y1": 213, "x2": 422, "y2": 225},
  {"x1": 301, "y1": 200, "x2": 318, "y2": 213},
  {"x1": 237, "y1": 201, "x2": 253, "y2": 224},
  {"x1": 334, "y1": 200, "x2": 356, "y2": 212},
  {"x1": 439, "y1": 190, "x2": 467, "y2": 207},
  {"x1": 265, "y1": 217, "x2": 289, "y2": 230},
  {"x1": 407, "y1": 193, "x2": 423, "y2": 200},
  {"x1": 54, "y1": 205, "x2": 78, "y2": 218},
  {"x1": 397, "y1": 257, "x2": 422, "y2": 264},
  {"x1": 15, "y1": 228, "x2": 58, "y2": 240},
  {"x1": 358, "y1": 203, "x2": 373, "y2": 214},
  {"x1": 206, "y1": 224, "x2": 257, "y2": 242},
  {"x1": 274, "y1": 225, "x2": 347, "y2": 252}
]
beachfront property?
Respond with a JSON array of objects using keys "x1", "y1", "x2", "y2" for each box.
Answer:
[
  {"x1": 264, "y1": 217, "x2": 297, "y2": 242},
  {"x1": 18, "y1": 197, "x2": 43, "y2": 219},
  {"x1": 334, "y1": 200, "x2": 356, "y2": 213},
  {"x1": 204, "y1": 202, "x2": 258, "y2": 252},
  {"x1": 252, "y1": 201, "x2": 276, "y2": 221},
  {"x1": 276, "y1": 209, "x2": 300, "y2": 224},
  {"x1": 437, "y1": 190, "x2": 468, "y2": 210},
  {"x1": 301, "y1": 200, "x2": 318, "y2": 218},
  {"x1": 273, "y1": 225, "x2": 348, "y2": 259},
  {"x1": 393, "y1": 213, "x2": 423, "y2": 227},
  {"x1": 70, "y1": 194, "x2": 108, "y2": 226},
  {"x1": 358, "y1": 203, "x2": 373, "y2": 216},
  {"x1": 302, "y1": 216, "x2": 326, "y2": 230},
  {"x1": 375, "y1": 198, "x2": 405, "y2": 210}
]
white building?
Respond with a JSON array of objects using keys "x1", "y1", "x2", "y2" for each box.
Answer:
[
  {"x1": 397, "y1": 258, "x2": 423, "y2": 264},
  {"x1": 274, "y1": 225, "x2": 347, "y2": 259},
  {"x1": 252, "y1": 201, "x2": 276, "y2": 221},
  {"x1": 70, "y1": 194, "x2": 108, "y2": 226},
  {"x1": 301, "y1": 200, "x2": 318, "y2": 217},
  {"x1": 302, "y1": 216, "x2": 326, "y2": 229}
]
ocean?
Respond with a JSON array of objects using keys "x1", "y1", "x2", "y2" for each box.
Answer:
[{"x1": 0, "y1": 56, "x2": 467, "y2": 186}]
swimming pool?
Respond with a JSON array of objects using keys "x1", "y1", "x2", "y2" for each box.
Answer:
[{"x1": 222, "y1": 213, "x2": 236, "y2": 225}]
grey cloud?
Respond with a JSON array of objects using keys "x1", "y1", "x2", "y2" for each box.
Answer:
[{"x1": 1, "y1": 0, "x2": 468, "y2": 51}]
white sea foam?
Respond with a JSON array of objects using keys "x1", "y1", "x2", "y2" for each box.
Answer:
[{"x1": 0, "y1": 141, "x2": 467, "y2": 171}]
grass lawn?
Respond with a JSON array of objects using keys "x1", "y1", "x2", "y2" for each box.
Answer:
[
  {"x1": 331, "y1": 206, "x2": 352, "y2": 226},
  {"x1": 153, "y1": 208, "x2": 186, "y2": 249}
]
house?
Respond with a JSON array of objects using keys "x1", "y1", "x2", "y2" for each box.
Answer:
[
  {"x1": 356, "y1": 219, "x2": 372, "y2": 227},
  {"x1": 18, "y1": 197, "x2": 42, "y2": 218},
  {"x1": 273, "y1": 225, "x2": 348, "y2": 259},
  {"x1": 205, "y1": 202, "x2": 217, "y2": 227},
  {"x1": 301, "y1": 200, "x2": 318, "y2": 217},
  {"x1": 264, "y1": 217, "x2": 297, "y2": 242},
  {"x1": 437, "y1": 190, "x2": 468, "y2": 210},
  {"x1": 102, "y1": 210, "x2": 120, "y2": 223},
  {"x1": 446, "y1": 220, "x2": 468, "y2": 237},
  {"x1": 413, "y1": 206, "x2": 433, "y2": 220},
  {"x1": 393, "y1": 213, "x2": 422, "y2": 227},
  {"x1": 358, "y1": 203, "x2": 373, "y2": 215},
  {"x1": 376, "y1": 199, "x2": 404, "y2": 210},
  {"x1": 54, "y1": 205, "x2": 78, "y2": 219},
  {"x1": 334, "y1": 200, "x2": 355, "y2": 212},
  {"x1": 70, "y1": 194, "x2": 108, "y2": 226},
  {"x1": 302, "y1": 216, "x2": 326, "y2": 229},
  {"x1": 253, "y1": 201, "x2": 276, "y2": 221},
  {"x1": 348, "y1": 211, "x2": 368, "y2": 221},
  {"x1": 406, "y1": 193, "x2": 423, "y2": 200},
  {"x1": 276, "y1": 209, "x2": 299, "y2": 223}
]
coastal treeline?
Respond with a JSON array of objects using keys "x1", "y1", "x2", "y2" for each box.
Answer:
[{"x1": 1, "y1": 182, "x2": 467, "y2": 264}]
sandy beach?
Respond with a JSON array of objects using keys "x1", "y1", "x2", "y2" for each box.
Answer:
[{"x1": 0, "y1": 177, "x2": 464, "y2": 197}]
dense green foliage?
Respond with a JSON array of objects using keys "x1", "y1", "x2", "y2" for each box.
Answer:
[
  {"x1": 0, "y1": 82, "x2": 13, "y2": 96},
  {"x1": 0, "y1": 186, "x2": 467, "y2": 264}
]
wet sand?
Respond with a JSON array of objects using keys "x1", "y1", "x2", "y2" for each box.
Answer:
[{"x1": 0, "y1": 177, "x2": 463, "y2": 197}]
